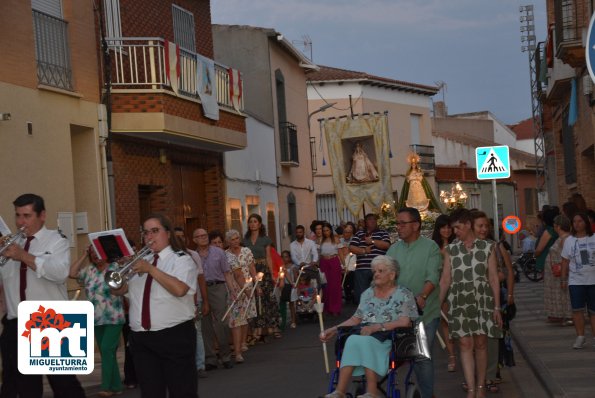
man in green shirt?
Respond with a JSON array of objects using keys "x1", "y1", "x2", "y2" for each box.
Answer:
[{"x1": 387, "y1": 207, "x2": 441, "y2": 398}]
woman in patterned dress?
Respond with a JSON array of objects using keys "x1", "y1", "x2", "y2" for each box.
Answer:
[
  {"x1": 243, "y1": 214, "x2": 281, "y2": 340},
  {"x1": 225, "y1": 229, "x2": 257, "y2": 363},
  {"x1": 70, "y1": 245, "x2": 125, "y2": 396},
  {"x1": 439, "y1": 209, "x2": 502, "y2": 398}
]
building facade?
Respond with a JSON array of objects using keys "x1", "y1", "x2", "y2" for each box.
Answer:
[
  {"x1": 213, "y1": 25, "x2": 317, "y2": 250},
  {"x1": 541, "y1": 0, "x2": 595, "y2": 209},
  {"x1": 0, "y1": 0, "x2": 107, "y2": 260},
  {"x1": 99, "y1": 0, "x2": 247, "y2": 245}
]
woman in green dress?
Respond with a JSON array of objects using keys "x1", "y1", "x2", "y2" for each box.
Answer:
[
  {"x1": 243, "y1": 214, "x2": 281, "y2": 341},
  {"x1": 439, "y1": 209, "x2": 502, "y2": 398}
]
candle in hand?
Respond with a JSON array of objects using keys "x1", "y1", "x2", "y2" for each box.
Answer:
[{"x1": 316, "y1": 294, "x2": 321, "y2": 305}]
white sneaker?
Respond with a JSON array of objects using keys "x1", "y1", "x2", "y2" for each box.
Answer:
[{"x1": 572, "y1": 336, "x2": 586, "y2": 349}]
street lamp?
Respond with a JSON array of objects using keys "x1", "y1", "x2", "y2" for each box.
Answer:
[
  {"x1": 308, "y1": 102, "x2": 337, "y2": 130},
  {"x1": 440, "y1": 182, "x2": 468, "y2": 210}
]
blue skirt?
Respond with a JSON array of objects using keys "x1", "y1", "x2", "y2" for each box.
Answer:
[{"x1": 340, "y1": 335, "x2": 391, "y2": 376}]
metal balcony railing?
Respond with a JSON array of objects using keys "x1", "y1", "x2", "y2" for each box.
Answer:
[
  {"x1": 409, "y1": 144, "x2": 435, "y2": 171},
  {"x1": 554, "y1": 0, "x2": 581, "y2": 43},
  {"x1": 106, "y1": 37, "x2": 243, "y2": 112},
  {"x1": 279, "y1": 121, "x2": 299, "y2": 166},
  {"x1": 33, "y1": 10, "x2": 73, "y2": 91}
]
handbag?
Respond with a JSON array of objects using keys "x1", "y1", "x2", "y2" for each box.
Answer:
[
  {"x1": 392, "y1": 322, "x2": 431, "y2": 361},
  {"x1": 319, "y1": 271, "x2": 327, "y2": 285},
  {"x1": 551, "y1": 262, "x2": 562, "y2": 278}
]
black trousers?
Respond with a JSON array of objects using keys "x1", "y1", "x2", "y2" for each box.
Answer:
[
  {"x1": 0, "y1": 316, "x2": 86, "y2": 398},
  {"x1": 130, "y1": 320, "x2": 198, "y2": 398},
  {"x1": 121, "y1": 315, "x2": 137, "y2": 385}
]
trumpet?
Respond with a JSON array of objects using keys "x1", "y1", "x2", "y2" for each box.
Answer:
[
  {"x1": 104, "y1": 242, "x2": 153, "y2": 289},
  {"x1": 0, "y1": 227, "x2": 27, "y2": 266}
]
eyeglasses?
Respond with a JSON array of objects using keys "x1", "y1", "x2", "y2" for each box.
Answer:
[
  {"x1": 142, "y1": 227, "x2": 162, "y2": 236},
  {"x1": 395, "y1": 220, "x2": 418, "y2": 226}
]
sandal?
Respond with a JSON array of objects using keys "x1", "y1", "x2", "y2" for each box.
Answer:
[
  {"x1": 274, "y1": 331, "x2": 282, "y2": 338},
  {"x1": 245, "y1": 336, "x2": 256, "y2": 346},
  {"x1": 477, "y1": 385, "x2": 487, "y2": 398},
  {"x1": 447, "y1": 355, "x2": 456, "y2": 372},
  {"x1": 462, "y1": 381, "x2": 468, "y2": 392},
  {"x1": 485, "y1": 380, "x2": 499, "y2": 393}
]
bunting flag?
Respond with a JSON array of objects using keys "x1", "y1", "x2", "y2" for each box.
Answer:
[
  {"x1": 322, "y1": 113, "x2": 393, "y2": 218},
  {"x1": 228, "y1": 67, "x2": 243, "y2": 112},
  {"x1": 164, "y1": 40, "x2": 180, "y2": 95},
  {"x1": 196, "y1": 53, "x2": 219, "y2": 120}
]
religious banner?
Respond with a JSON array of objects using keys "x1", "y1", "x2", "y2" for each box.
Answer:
[
  {"x1": 321, "y1": 113, "x2": 393, "y2": 218},
  {"x1": 195, "y1": 53, "x2": 219, "y2": 120}
]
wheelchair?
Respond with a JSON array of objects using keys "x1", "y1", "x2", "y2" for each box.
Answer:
[{"x1": 326, "y1": 326, "x2": 421, "y2": 398}]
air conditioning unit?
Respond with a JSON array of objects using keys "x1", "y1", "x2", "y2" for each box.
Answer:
[{"x1": 582, "y1": 74, "x2": 593, "y2": 96}]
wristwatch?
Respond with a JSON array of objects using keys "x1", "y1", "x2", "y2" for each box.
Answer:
[{"x1": 380, "y1": 323, "x2": 386, "y2": 332}]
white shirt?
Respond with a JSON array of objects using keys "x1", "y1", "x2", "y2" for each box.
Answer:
[
  {"x1": 0, "y1": 226, "x2": 70, "y2": 320},
  {"x1": 562, "y1": 235, "x2": 595, "y2": 286},
  {"x1": 127, "y1": 246, "x2": 198, "y2": 332},
  {"x1": 290, "y1": 238, "x2": 319, "y2": 266}
]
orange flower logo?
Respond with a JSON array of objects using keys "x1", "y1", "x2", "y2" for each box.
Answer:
[{"x1": 21, "y1": 305, "x2": 72, "y2": 350}]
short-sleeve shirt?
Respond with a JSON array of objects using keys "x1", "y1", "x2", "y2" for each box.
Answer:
[
  {"x1": 387, "y1": 236, "x2": 442, "y2": 323},
  {"x1": 354, "y1": 285, "x2": 418, "y2": 324},
  {"x1": 79, "y1": 263, "x2": 125, "y2": 325},
  {"x1": 127, "y1": 246, "x2": 198, "y2": 332},
  {"x1": 200, "y1": 246, "x2": 230, "y2": 282},
  {"x1": 349, "y1": 229, "x2": 391, "y2": 269},
  {"x1": 243, "y1": 236, "x2": 272, "y2": 260},
  {"x1": 561, "y1": 235, "x2": 595, "y2": 286}
]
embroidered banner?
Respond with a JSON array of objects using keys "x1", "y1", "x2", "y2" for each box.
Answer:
[
  {"x1": 195, "y1": 53, "x2": 219, "y2": 120},
  {"x1": 322, "y1": 113, "x2": 393, "y2": 218}
]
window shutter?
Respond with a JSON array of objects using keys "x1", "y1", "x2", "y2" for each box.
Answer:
[
  {"x1": 31, "y1": 0, "x2": 62, "y2": 17},
  {"x1": 103, "y1": 0, "x2": 122, "y2": 39},
  {"x1": 172, "y1": 4, "x2": 195, "y2": 51}
]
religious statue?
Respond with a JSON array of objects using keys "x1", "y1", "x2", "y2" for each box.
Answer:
[
  {"x1": 347, "y1": 142, "x2": 379, "y2": 183},
  {"x1": 405, "y1": 153, "x2": 430, "y2": 211}
]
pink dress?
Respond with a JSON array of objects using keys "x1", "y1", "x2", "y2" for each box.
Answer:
[{"x1": 319, "y1": 240, "x2": 343, "y2": 315}]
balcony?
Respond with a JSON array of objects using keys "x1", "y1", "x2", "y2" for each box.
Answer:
[
  {"x1": 33, "y1": 10, "x2": 73, "y2": 91},
  {"x1": 279, "y1": 121, "x2": 299, "y2": 166},
  {"x1": 106, "y1": 37, "x2": 246, "y2": 151},
  {"x1": 409, "y1": 144, "x2": 435, "y2": 172},
  {"x1": 554, "y1": 0, "x2": 587, "y2": 67},
  {"x1": 107, "y1": 38, "x2": 243, "y2": 112}
]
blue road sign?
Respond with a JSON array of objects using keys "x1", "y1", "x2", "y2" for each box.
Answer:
[
  {"x1": 475, "y1": 145, "x2": 510, "y2": 180},
  {"x1": 587, "y1": 13, "x2": 595, "y2": 84}
]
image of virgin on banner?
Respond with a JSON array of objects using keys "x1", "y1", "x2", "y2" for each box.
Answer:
[{"x1": 346, "y1": 141, "x2": 379, "y2": 183}]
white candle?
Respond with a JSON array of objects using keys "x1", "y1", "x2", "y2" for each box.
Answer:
[{"x1": 314, "y1": 294, "x2": 329, "y2": 373}]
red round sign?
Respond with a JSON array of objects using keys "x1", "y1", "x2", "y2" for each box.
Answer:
[{"x1": 502, "y1": 216, "x2": 522, "y2": 235}]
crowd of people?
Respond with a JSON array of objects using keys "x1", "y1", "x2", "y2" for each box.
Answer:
[{"x1": 1, "y1": 191, "x2": 594, "y2": 398}]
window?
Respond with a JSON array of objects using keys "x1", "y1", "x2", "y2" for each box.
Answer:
[
  {"x1": 32, "y1": 0, "x2": 73, "y2": 90},
  {"x1": 246, "y1": 195, "x2": 260, "y2": 217},
  {"x1": 562, "y1": 110, "x2": 577, "y2": 184},
  {"x1": 103, "y1": 0, "x2": 122, "y2": 39},
  {"x1": 410, "y1": 114, "x2": 421, "y2": 146},
  {"x1": 172, "y1": 4, "x2": 195, "y2": 51},
  {"x1": 229, "y1": 200, "x2": 242, "y2": 235}
]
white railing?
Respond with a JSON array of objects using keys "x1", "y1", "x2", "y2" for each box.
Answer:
[{"x1": 106, "y1": 37, "x2": 243, "y2": 111}]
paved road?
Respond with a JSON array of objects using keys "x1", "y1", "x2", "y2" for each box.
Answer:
[{"x1": 51, "y1": 297, "x2": 547, "y2": 398}]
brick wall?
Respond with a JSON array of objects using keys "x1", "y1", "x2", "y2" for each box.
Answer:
[
  {"x1": 111, "y1": 136, "x2": 225, "y2": 245},
  {"x1": 111, "y1": 92, "x2": 246, "y2": 132},
  {"x1": 119, "y1": 0, "x2": 213, "y2": 57}
]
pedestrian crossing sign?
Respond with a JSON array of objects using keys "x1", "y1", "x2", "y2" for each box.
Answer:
[{"x1": 475, "y1": 145, "x2": 510, "y2": 180}]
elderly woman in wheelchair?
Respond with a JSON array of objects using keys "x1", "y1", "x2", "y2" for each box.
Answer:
[{"x1": 320, "y1": 255, "x2": 419, "y2": 398}]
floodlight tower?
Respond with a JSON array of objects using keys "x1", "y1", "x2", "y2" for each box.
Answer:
[{"x1": 520, "y1": 4, "x2": 548, "y2": 204}]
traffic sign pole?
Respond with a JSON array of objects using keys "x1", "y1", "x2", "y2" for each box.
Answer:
[{"x1": 492, "y1": 179, "x2": 499, "y2": 242}]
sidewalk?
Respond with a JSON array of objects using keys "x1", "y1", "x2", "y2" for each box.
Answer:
[{"x1": 511, "y1": 278, "x2": 595, "y2": 398}]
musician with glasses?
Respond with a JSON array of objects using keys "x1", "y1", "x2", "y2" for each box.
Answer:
[
  {"x1": 0, "y1": 193, "x2": 86, "y2": 397},
  {"x1": 111, "y1": 214, "x2": 198, "y2": 398}
]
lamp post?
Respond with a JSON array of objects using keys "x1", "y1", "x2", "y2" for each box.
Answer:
[{"x1": 307, "y1": 102, "x2": 337, "y2": 130}]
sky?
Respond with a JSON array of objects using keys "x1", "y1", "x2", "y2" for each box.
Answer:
[{"x1": 211, "y1": 0, "x2": 547, "y2": 125}]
